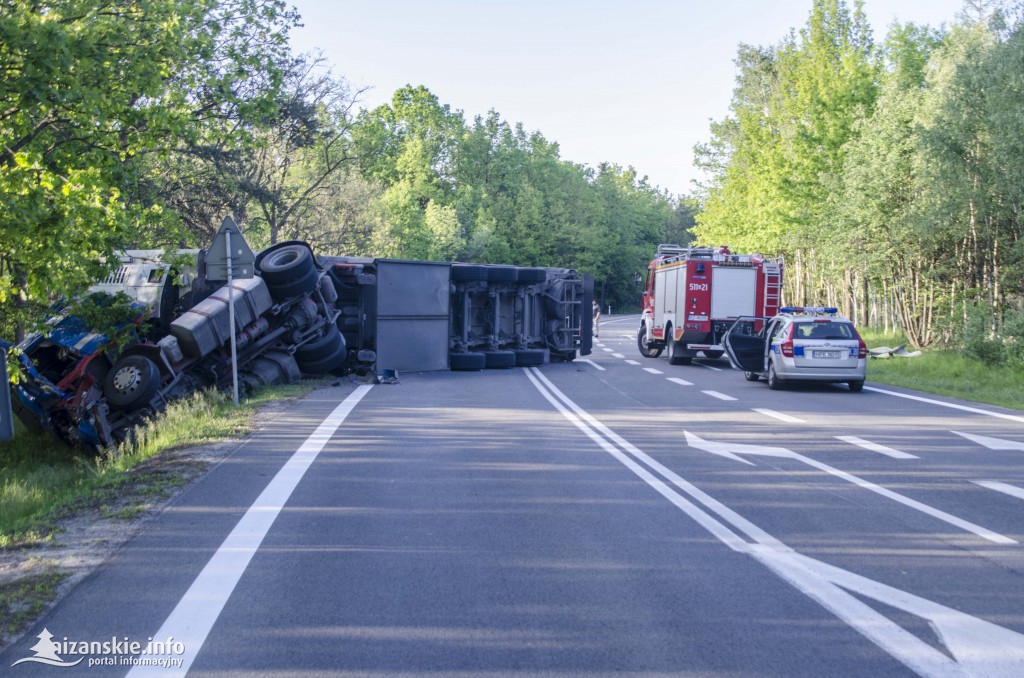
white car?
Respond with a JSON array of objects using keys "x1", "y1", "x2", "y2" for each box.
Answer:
[{"x1": 723, "y1": 307, "x2": 867, "y2": 392}]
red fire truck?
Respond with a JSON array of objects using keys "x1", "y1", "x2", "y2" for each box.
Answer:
[{"x1": 637, "y1": 244, "x2": 784, "y2": 364}]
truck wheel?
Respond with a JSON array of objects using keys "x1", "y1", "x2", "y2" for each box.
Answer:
[
  {"x1": 767, "y1": 361, "x2": 783, "y2": 390},
  {"x1": 259, "y1": 244, "x2": 314, "y2": 284},
  {"x1": 483, "y1": 350, "x2": 516, "y2": 369},
  {"x1": 450, "y1": 352, "x2": 486, "y2": 371},
  {"x1": 516, "y1": 267, "x2": 548, "y2": 285},
  {"x1": 637, "y1": 325, "x2": 663, "y2": 358},
  {"x1": 104, "y1": 355, "x2": 161, "y2": 411},
  {"x1": 514, "y1": 349, "x2": 547, "y2": 366},
  {"x1": 451, "y1": 265, "x2": 489, "y2": 282},
  {"x1": 296, "y1": 326, "x2": 347, "y2": 375},
  {"x1": 666, "y1": 327, "x2": 689, "y2": 365},
  {"x1": 703, "y1": 350, "x2": 724, "y2": 360},
  {"x1": 486, "y1": 266, "x2": 518, "y2": 283},
  {"x1": 264, "y1": 268, "x2": 320, "y2": 300}
]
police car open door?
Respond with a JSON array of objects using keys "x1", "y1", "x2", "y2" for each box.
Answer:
[{"x1": 722, "y1": 317, "x2": 768, "y2": 372}]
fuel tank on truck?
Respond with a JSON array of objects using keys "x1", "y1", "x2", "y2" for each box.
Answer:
[{"x1": 169, "y1": 277, "x2": 274, "y2": 359}]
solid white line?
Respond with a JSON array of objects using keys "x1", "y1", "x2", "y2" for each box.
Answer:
[
  {"x1": 129, "y1": 385, "x2": 373, "y2": 677},
  {"x1": 865, "y1": 386, "x2": 1024, "y2": 423},
  {"x1": 702, "y1": 390, "x2": 737, "y2": 401},
  {"x1": 643, "y1": 367, "x2": 664, "y2": 375},
  {"x1": 524, "y1": 369, "x2": 1024, "y2": 673},
  {"x1": 579, "y1": 359, "x2": 606, "y2": 371},
  {"x1": 973, "y1": 480, "x2": 1024, "y2": 501},
  {"x1": 667, "y1": 377, "x2": 693, "y2": 387},
  {"x1": 835, "y1": 436, "x2": 918, "y2": 459},
  {"x1": 752, "y1": 408, "x2": 805, "y2": 423},
  {"x1": 625, "y1": 359, "x2": 641, "y2": 365}
]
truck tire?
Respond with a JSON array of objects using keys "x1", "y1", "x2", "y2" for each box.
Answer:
[
  {"x1": 450, "y1": 351, "x2": 486, "y2": 371},
  {"x1": 637, "y1": 325, "x2": 663, "y2": 358},
  {"x1": 703, "y1": 350, "x2": 724, "y2": 360},
  {"x1": 514, "y1": 349, "x2": 547, "y2": 366},
  {"x1": 666, "y1": 326, "x2": 690, "y2": 365},
  {"x1": 104, "y1": 355, "x2": 161, "y2": 411},
  {"x1": 451, "y1": 265, "x2": 489, "y2": 282},
  {"x1": 295, "y1": 326, "x2": 347, "y2": 375},
  {"x1": 260, "y1": 245, "x2": 320, "y2": 299},
  {"x1": 486, "y1": 266, "x2": 518, "y2": 283},
  {"x1": 516, "y1": 267, "x2": 548, "y2": 285},
  {"x1": 259, "y1": 244, "x2": 314, "y2": 284},
  {"x1": 483, "y1": 350, "x2": 516, "y2": 369}
]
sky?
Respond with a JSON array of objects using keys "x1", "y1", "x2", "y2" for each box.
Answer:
[{"x1": 287, "y1": 0, "x2": 967, "y2": 196}]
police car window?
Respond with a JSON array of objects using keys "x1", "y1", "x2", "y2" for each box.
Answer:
[
  {"x1": 771, "y1": 321, "x2": 789, "y2": 341},
  {"x1": 795, "y1": 322, "x2": 854, "y2": 340}
]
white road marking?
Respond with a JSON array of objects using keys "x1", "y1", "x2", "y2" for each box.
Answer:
[
  {"x1": 973, "y1": 480, "x2": 1024, "y2": 501},
  {"x1": 129, "y1": 385, "x2": 374, "y2": 677},
  {"x1": 579, "y1": 359, "x2": 606, "y2": 371},
  {"x1": 685, "y1": 431, "x2": 1014, "y2": 545},
  {"x1": 524, "y1": 368, "x2": 1024, "y2": 676},
  {"x1": 667, "y1": 377, "x2": 693, "y2": 387},
  {"x1": 866, "y1": 386, "x2": 1024, "y2": 423},
  {"x1": 612, "y1": 353, "x2": 626, "y2": 358},
  {"x1": 752, "y1": 408, "x2": 805, "y2": 423},
  {"x1": 643, "y1": 367, "x2": 663, "y2": 375},
  {"x1": 835, "y1": 436, "x2": 918, "y2": 459},
  {"x1": 602, "y1": 347, "x2": 613, "y2": 352},
  {"x1": 702, "y1": 390, "x2": 737, "y2": 401},
  {"x1": 695, "y1": 362, "x2": 723, "y2": 372},
  {"x1": 625, "y1": 359, "x2": 641, "y2": 366},
  {"x1": 952, "y1": 431, "x2": 1024, "y2": 451}
]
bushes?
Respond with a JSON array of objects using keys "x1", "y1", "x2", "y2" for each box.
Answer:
[{"x1": 957, "y1": 307, "x2": 1024, "y2": 368}]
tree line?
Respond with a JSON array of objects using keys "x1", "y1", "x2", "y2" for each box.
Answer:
[
  {"x1": 1, "y1": 0, "x2": 692, "y2": 342},
  {"x1": 694, "y1": 0, "x2": 1024, "y2": 360}
]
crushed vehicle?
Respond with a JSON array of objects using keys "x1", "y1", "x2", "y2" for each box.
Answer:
[
  {"x1": 637, "y1": 244, "x2": 784, "y2": 364},
  {"x1": 3, "y1": 231, "x2": 592, "y2": 450}
]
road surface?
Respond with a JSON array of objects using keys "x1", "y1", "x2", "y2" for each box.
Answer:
[{"x1": 5, "y1": 314, "x2": 1024, "y2": 676}]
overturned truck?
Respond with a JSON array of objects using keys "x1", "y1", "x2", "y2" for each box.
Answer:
[{"x1": 4, "y1": 237, "x2": 592, "y2": 450}]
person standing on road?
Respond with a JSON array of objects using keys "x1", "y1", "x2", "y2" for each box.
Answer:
[{"x1": 592, "y1": 299, "x2": 601, "y2": 338}]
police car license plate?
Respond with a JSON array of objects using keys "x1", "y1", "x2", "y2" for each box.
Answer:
[{"x1": 814, "y1": 350, "x2": 842, "y2": 359}]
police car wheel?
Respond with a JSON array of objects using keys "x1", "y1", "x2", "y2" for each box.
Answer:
[
  {"x1": 849, "y1": 380, "x2": 864, "y2": 392},
  {"x1": 744, "y1": 371, "x2": 760, "y2": 382},
  {"x1": 767, "y1": 361, "x2": 783, "y2": 390}
]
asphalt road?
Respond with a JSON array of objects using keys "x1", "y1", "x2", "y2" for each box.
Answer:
[{"x1": 5, "y1": 314, "x2": 1024, "y2": 676}]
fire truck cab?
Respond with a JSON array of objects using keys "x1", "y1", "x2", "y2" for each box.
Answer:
[{"x1": 638, "y1": 244, "x2": 783, "y2": 365}]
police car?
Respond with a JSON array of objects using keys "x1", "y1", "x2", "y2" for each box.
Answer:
[{"x1": 722, "y1": 307, "x2": 867, "y2": 392}]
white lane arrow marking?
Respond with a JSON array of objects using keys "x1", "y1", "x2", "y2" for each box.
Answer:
[
  {"x1": 684, "y1": 431, "x2": 1015, "y2": 545},
  {"x1": 952, "y1": 431, "x2": 1024, "y2": 451},
  {"x1": 753, "y1": 546, "x2": 1024, "y2": 677}
]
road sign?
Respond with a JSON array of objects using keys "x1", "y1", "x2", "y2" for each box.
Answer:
[
  {"x1": 1, "y1": 348, "x2": 14, "y2": 441},
  {"x1": 206, "y1": 216, "x2": 255, "y2": 280}
]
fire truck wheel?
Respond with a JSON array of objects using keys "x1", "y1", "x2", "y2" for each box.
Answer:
[
  {"x1": 514, "y1": 349, "x2": 547, "y2": 366},
  {"x1": 703, "y1": 350, "x2": 724, "y2": 360},
  {"x1": 264, "y1": 267, "x2": 320, "y2": 301},
  {"x1": 450, "y1": 351, "x2": 486, "y2": 371},
  {"x1": 767, "y1": 361, "x2": 783, "y2": 390},
  {"x1": 104, "y1": 355, "x2": 161, "y2": 411},
  {"x1": 666, "y1": 331, "x2": 691, "y2": 365},
  {"x1": 744, "y1": 371, "x2": 761, "y2": 382},
  {"x1": 483, "y1": 350, "x2": 516, "y2": 369},
  {"x1": 848, "y1": 380, "x2": 864, "y2": 392},
  {"x1": 637, "y1": 326, "x2": 663, "y2": 358}
]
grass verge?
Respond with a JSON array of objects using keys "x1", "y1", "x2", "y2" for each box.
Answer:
[
  {"x1": 861, "y1": 330, "x2": 1024, "y2": 411},
  {"x1": 1, "y1": 381, "x2": 319, "y2": 547}
]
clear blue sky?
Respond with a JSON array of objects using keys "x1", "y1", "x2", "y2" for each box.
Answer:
[{"x1": 287, "y1": 0, "x2": 967, "y2": 196}]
